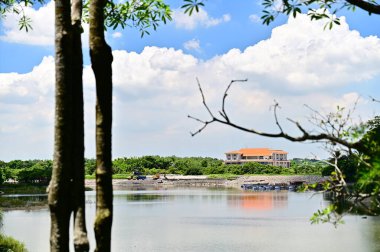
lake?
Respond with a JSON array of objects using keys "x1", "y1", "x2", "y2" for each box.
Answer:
[{"x1": 3, "y1": 188, "x2": 380, "y2": 252}]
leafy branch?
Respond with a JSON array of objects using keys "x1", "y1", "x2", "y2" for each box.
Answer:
[
  {"x1": 82, "y1": 0, "x2": 172, "y2": 37},
  {"x1": 0, "y1": 0, "x2": 45, "y2": 31},
  {"x1": 181, "y1": 0, "x2": 205, "y2": 16},
  {"x1": 260, "y1": 0, "x2": 379, "y2": 29}
]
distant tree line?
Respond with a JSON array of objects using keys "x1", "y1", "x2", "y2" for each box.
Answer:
[
  {"x1": 0, "y1": 160, "x2": 52, "y2": 184},
  {"x1": 0, "y1": 157, "x2": 332, "y2": 184},
  {"x1": 0, "y1": 157, "x2": 346, "y2": 184},
  {"x1": 85, "y1": 156, "x2": 330, "y2": 176}
]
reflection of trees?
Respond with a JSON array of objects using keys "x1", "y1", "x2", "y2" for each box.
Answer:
[
  {"x1": 228, "y1": 192, "x2": 288, "y2": 210},
  {"x1": 120, "y1": 194, "x2": 174, "y2": 202},
  {"x1": 369, "y1": 220, "x2": 380, "y2": 252},
  {"x1": 0, "y1": 195, "x2": 47, "y2": 209}
]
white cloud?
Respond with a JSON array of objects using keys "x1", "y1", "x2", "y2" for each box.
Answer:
[
  {"x1": 112, "y1": 32, "x2": 123, "y2": 39},
  {"x1": 0, "y1": 1, "x2": 54, "y2": 45},
  {"x1": 1, "y1": 13, "x2": 380, "y2": 160},
  {"x1": 0, "y1": 56, "x2": 55, "y2": 159},
  {"x1": 206, "y1": 14, "x2": 380, "y2": 93},
  {"x1": 249, "y1": 14, "x2": 261, "y2": 23},
  {"x1": 0, "y1": 1, "x2": 89, "y2": 46},
  {"x1": 183, "y1": 39, "x2": 201, "y2": 52},
  {"x1": 173, "y1": 8, "x2": 231, "y2": 30}
]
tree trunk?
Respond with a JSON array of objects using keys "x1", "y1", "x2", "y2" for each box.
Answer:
[
  {"x1": 49, "y1": 0, "x2": 73, "y2": 250},
  {"x1": 71, "y1": 0, "x2": 90, "y2": 251},
  {"x1": 89, "y1": 0, "x2": 114, "y2": 250},
  {"x1": 50, "y1": 0, "x2": 89, "y2": 250}
]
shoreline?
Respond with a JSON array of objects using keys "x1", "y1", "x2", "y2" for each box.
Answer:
[
  {"x1": 1, "y1": 175, "x2": 327, "y2": 211},
  {"x1": 85, "y1": 175, "x2": 327, "y2": 190}
]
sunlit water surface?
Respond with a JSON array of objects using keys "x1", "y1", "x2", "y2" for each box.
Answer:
[{"x1": 3, "y1": 188, "x2": 380, "y2": 252}]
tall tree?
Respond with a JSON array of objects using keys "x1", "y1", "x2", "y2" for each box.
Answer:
[
  {"x1": 48, "y1": 0, "x2": 74, "y2": 249},
  {"x1": 48, "y1": 0, "x2": 89, "y2": 250},
  {"x1": 71, "y1": 0, "x2": 90, "y2": 250},
  {"x1": 89, "y1": 0, "x2": 114, "y2": 250},
  {"x1": 86, "y1": 1, "x2": 172, "y2": 249},
  {"x1": 7, "y1": 17, "x2": 193, "y2": 250}
]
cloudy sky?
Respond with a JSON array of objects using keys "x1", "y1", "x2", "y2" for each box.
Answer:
[{"x1": 0, "y1": 0, "x2": 379, "y2": 161}]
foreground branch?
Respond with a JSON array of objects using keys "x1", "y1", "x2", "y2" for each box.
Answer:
[
  {"x1": 345, "y1": 0, "x2": 380, "y2": 14},
  {"x1": 189, "y1": 79, "x2": 365, "y2": 153}
]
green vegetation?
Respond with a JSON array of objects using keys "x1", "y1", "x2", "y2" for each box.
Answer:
[
  {"x1": 0, "y1": 157, "x2": 328, "y2": 184},
  {"x1": 0, "y1": 160, "x2": 51, "y2": 185},
  {"x1": 0, "y1": 234, "x2": 27, "y2": 252},
  {"x1": 0, "y1": 210, "x2": 28, "y2": 251},
  {"x1": 207, "y1": 174, "x2": 239, "y2": 180},
  {"x1": 0, "y1": 184, "x2": 46, "y2": 195},
  {"x1": 0, "y1": 184, "x2": 47, "y2": 209},
  {"x1": 106, "y1": 156, "x2": 327, "y2": 176},
  {"x1": 291, "y1": 159, "x2": 329, "y2": 175}
]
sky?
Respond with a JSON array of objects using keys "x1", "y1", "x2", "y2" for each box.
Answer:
[{"x1": 0, "y1": 0, "x2": 379, "y2": 161}]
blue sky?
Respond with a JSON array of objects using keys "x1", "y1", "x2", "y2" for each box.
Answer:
[{"x1": 0, "y1": 0, "x2": 380, "y2": 161}]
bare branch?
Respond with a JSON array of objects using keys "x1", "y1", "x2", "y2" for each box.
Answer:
[
  {"x1": 189, "y1": 79, "x2": 365, "y2": 152},
  {"x1": 287, "y1": 118, "x2": 308, "y2": 135},
  {"x1": 220, "y1": 79, "x2": 248, "y2": 122},
  {"x1": 345, "y1": 0, "x2": 380, "y2": 15},
  {"x1": 187, "y1": 115, "x2": 214, "y2": 137},
  {"x1": 196, "y1": 77, "x2": 214, "y2": 119},
  {"x1": 271, "y1": 100, "x2": 283, "y2": 133},
  {"x1": 370, "y1": 96, "x2": 380, "y2": 103}
]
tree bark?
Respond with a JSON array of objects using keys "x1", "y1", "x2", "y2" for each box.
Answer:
[
  {"x1": 49, "y1": 0, "x2": 73, "y2": 250},
  {"x1": 71, "y1": 0, "x2": 90, "y2": 251},
  {"x1": 89, "y1": 0, "x2": 114, "y2": 250},
  {"x1": 345, "y1": 0, "x2": 380, "y2": 14},
  {"x1": 50, "y1": 0, "x2": 90, "y2": 250}
]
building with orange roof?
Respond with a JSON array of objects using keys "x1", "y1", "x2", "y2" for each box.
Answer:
[{"x1": 225, "y1": 148, "x2": 290, "y2": 168}]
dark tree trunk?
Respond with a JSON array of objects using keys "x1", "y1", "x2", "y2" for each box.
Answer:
[
  {"x1": 89, "y1": 0, "x2": 114, "y2": 250},
  {"x1": 49, "y1": 0, "x2": 73, "y2": 250},
  {"x1": 71, "y1": 0, "x2": 90, "y2": 251},
  {"x1": 50, "y1": 0, "x2": 89, "y2": 250}
]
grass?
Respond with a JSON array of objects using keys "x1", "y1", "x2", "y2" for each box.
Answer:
[
  {"x1": 85, "y1": 174, "x2": 95, "y2": 179},
  {"x1": 0, "y1": 184, "x2": 47, "y2": 209},
  {"x1": 0, "y1": 196, "x2": 47, "y2": 209},
  {"x1": 85, "y1": 173, "x2": 133, "y2": 180},
  {"x1": 207, "y1": 174, "x2": 240, "y2": 180},
  {"x1": 0, "y1": 184, "x2": 47, "y2": 195},
  {"x1": 112, "y1": 173, "x2": 133, "y2": 179},
  {"x1": 0, "y1": 233, "x2": 28, "y2": 252}
]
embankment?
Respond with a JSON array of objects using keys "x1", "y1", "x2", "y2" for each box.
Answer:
[{"x1": 85, "y1": 175, "x2": 327, "y2": 190}]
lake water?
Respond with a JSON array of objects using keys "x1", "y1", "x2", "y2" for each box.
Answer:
[{"x1": 3, "y1": 188, "x2": 380, "y2": 252}]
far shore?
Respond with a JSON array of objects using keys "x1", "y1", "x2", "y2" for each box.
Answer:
[
  {"x1": 85, "y1": 174, "x2": 328, "y2": 190},
  {"x1": 0, "y1": 175, "x2": 327, "y2": 210}
]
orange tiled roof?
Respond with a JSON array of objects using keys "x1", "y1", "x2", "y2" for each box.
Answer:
[{"x1": 225, "y1": 148, "x2": 288, "y2": 156}]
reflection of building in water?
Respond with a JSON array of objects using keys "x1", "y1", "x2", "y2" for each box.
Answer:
[{"x1": 228, "y1": 192, "x2": 288, "y2": 210}]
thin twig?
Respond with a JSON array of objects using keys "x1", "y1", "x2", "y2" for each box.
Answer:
[
  {"x1": 196, "y1": 77, "x2": 214, "y2": 119},
  {"x1": 271, "y1": 100, "x2": 283, "y2": 133},
  {"x1": 220, "y1": 79, "x2": 248, "y2": 122},
  {"x1": 188, "y1": 79, "x2": 364, "y2": 152}
]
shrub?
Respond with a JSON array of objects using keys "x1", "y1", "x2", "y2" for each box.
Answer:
[
  {"x1": 183, "y1": 166, "x2": 203, "y2": 175},
  {"x1": 0, "y1": 234, "x2": 27, "y2": 252}
]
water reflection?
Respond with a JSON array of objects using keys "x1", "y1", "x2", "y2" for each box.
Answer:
[
  {"x1": 0, "y1": 194, "x2": 47, "y2": 209},
  {"x1": 228, "y1": 192, "x2": 288, "y2": 210},
  {"x1": 3, "y1": 189, "x2": 380, "y2": 252},
  {"x1": 369, "y1": 218, "x2": 380, "y2": 251},
  {"x1": 117, "y1": 193, "x2": 174, "y2": 202}
]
